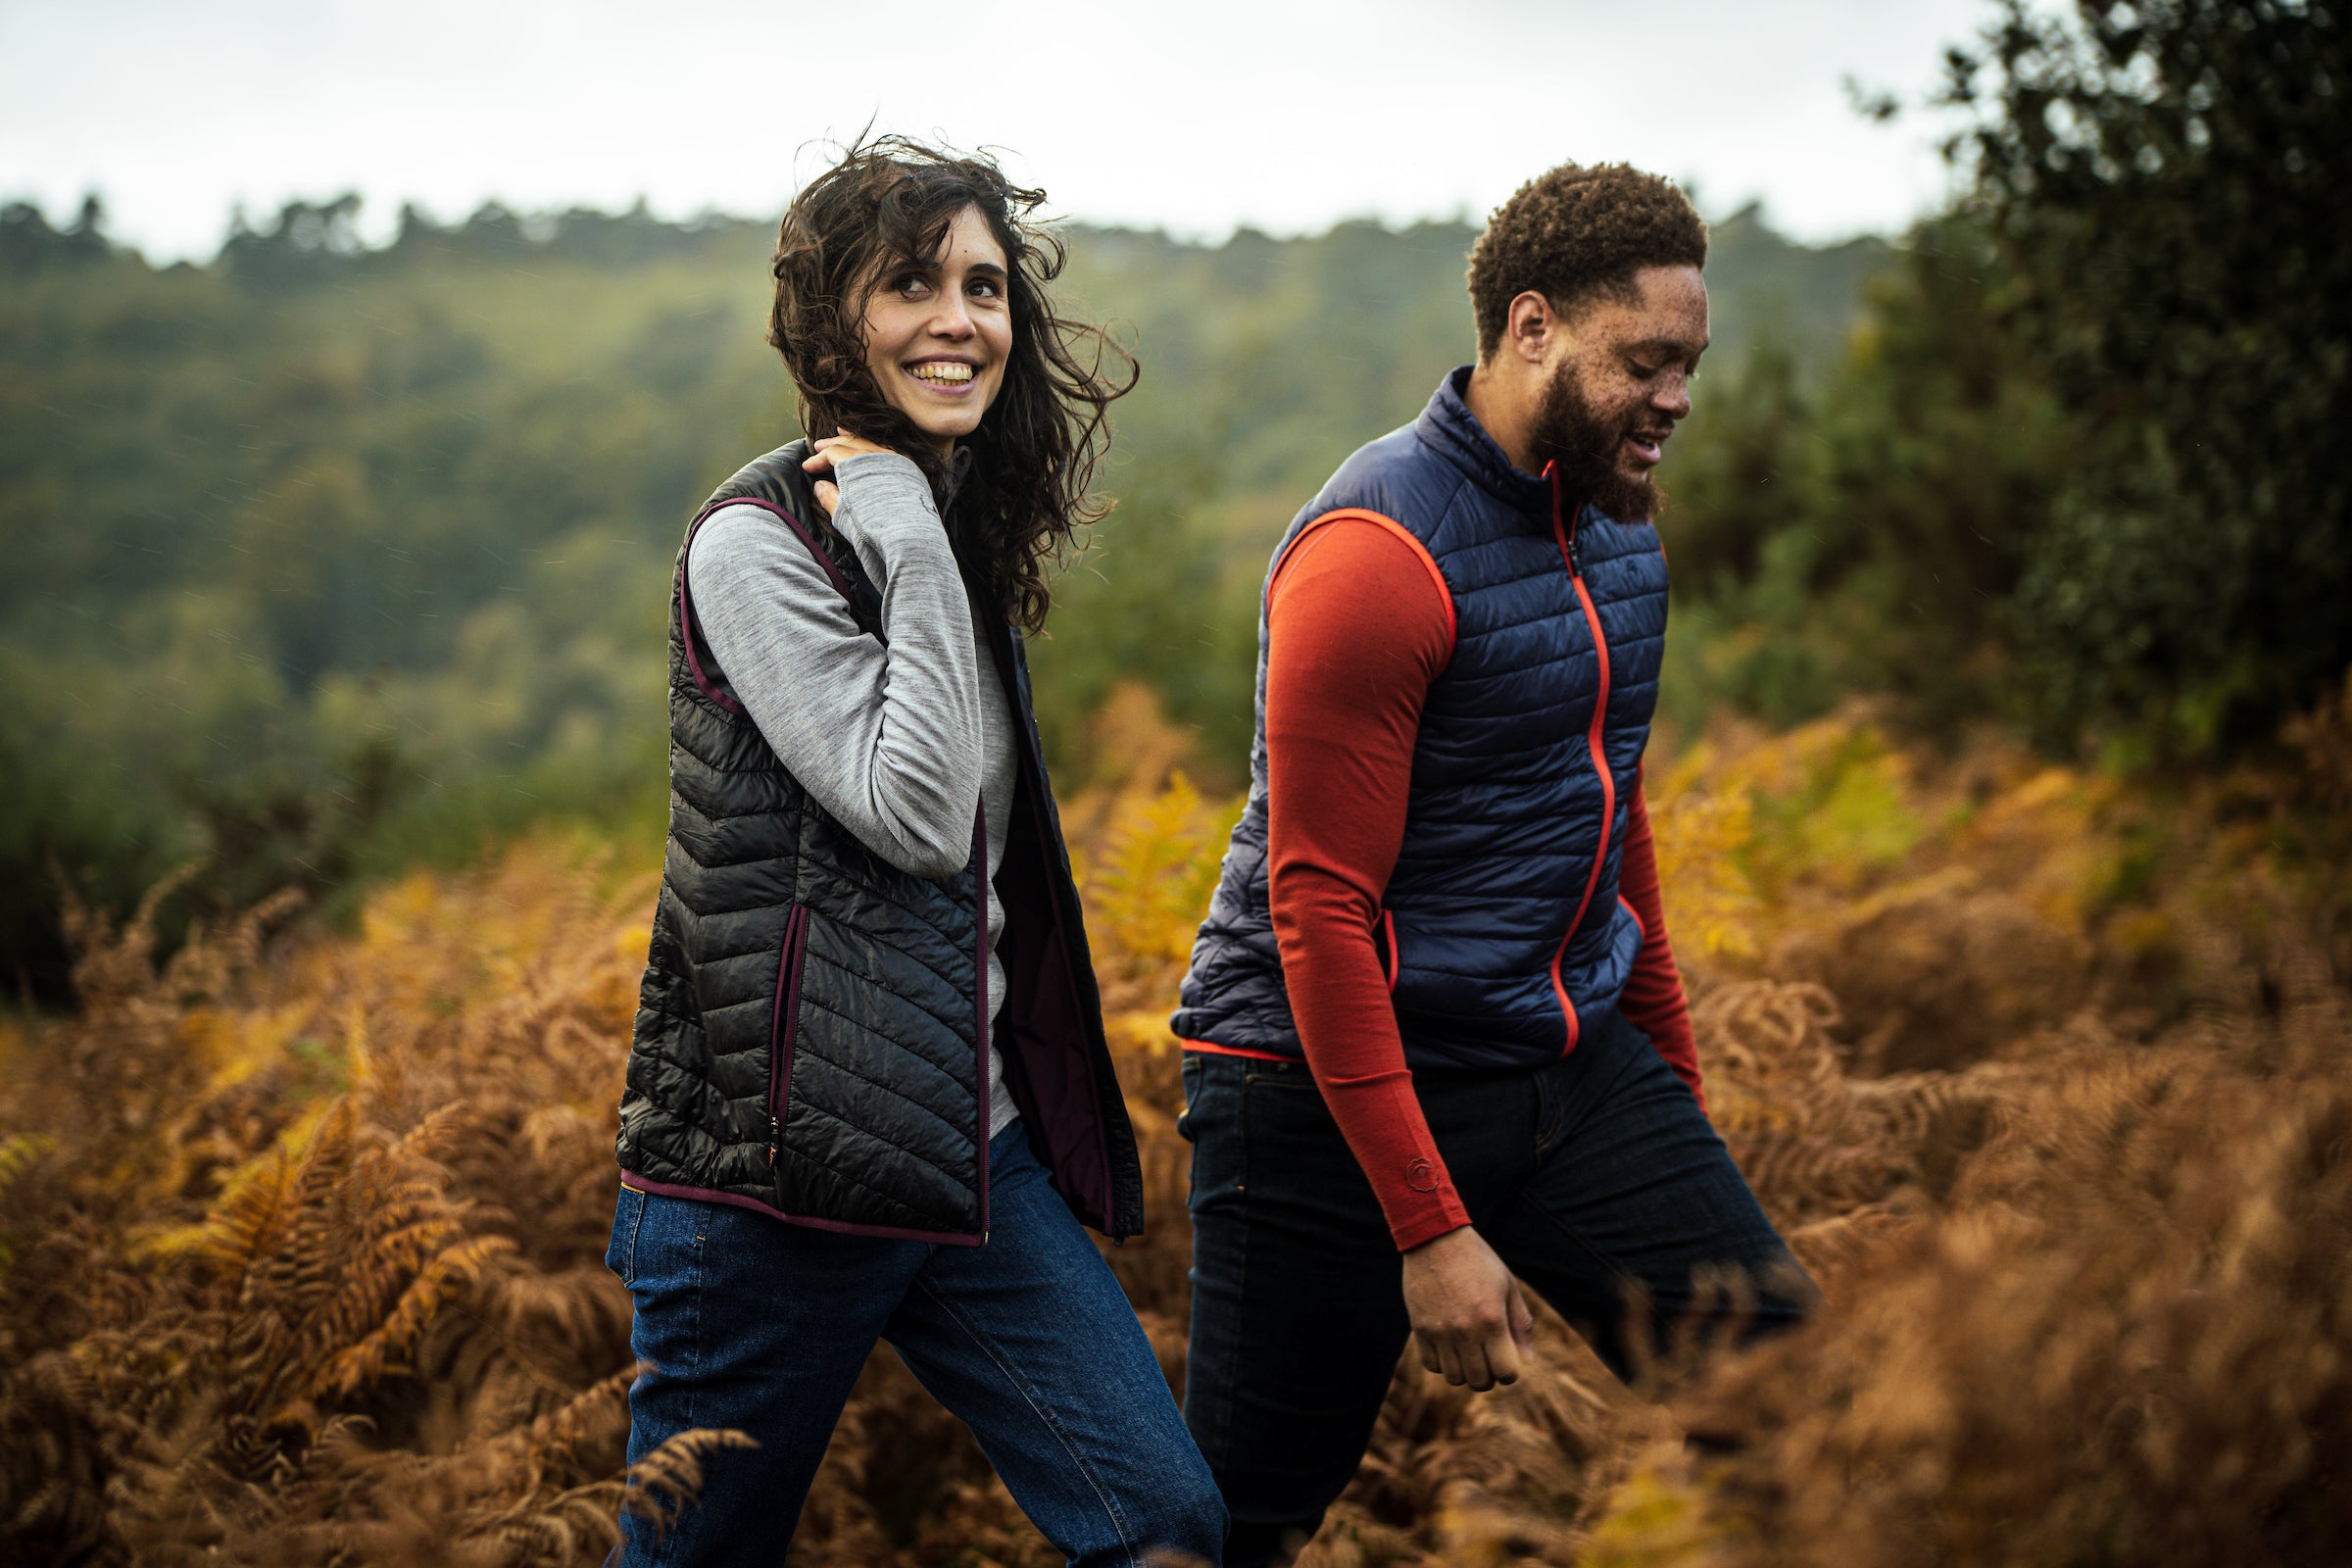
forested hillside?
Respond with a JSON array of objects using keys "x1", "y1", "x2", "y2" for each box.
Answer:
[{"x1": 0, "y1": 194, "x2": 1883, "y2": 994}]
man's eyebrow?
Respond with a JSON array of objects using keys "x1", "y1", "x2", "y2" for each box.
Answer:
[{"x1": 1628, "y1": 335, "x2": 1708, "y2": 359}]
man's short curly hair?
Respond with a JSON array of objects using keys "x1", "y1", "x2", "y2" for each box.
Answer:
[{"x1": 1468, "y1": 163, "x2": 1707, "y2": 359}]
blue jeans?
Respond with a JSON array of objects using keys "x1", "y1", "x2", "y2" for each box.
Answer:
[
  {"x1": 608, "y1": 1122, "x2": 1225, "y2": 1566},
  {"x1": 1179, "y1": 1009, "x2": 1811, "y2": 1567}
]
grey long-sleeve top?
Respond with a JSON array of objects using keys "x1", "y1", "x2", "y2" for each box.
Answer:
[{"x1": 688, "y1": 450, "x2": 1018, "y2": 1139}]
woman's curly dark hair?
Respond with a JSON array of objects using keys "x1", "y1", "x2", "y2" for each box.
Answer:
[
  {"x1": 1467, "y1": 163, "x2": 1708, "y2": 359},
  {"x1": 768, "y1": 135, "x2": 1136, "y2": 633}
]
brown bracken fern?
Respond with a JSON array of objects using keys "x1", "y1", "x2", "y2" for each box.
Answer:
[{"x1": 2, "y1": 691, "x2": 2348, "y2": 1564}]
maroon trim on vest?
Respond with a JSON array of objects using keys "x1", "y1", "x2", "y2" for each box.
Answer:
[
  {"x1": 974, "y1": 797, "x2": 992, "y2": 1241},
  {"x1": 764, "y1": 905, "x2": 812, "y2": 1168},
  {"x1": 674, "y1": 579, "x2": 746, "y2": 721},
  {"x1": 617, "y1": 1170, "x2": 987, "y2": 1248},
  {"x1": 675, "y1": 495, "x2": 857, "y2": 718},
  {"x1": 994, "y1": 739, "x2": 1117, "y2": 1230}
]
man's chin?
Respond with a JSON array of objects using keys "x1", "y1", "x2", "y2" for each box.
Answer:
[{"x1": 1596, "y1": 466, "x2": 1663, "y2": 523}]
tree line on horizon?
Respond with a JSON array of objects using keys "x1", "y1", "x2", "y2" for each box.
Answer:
[{"x1": 0, "y1": 0, "x2": 2341, "y2": 1003}]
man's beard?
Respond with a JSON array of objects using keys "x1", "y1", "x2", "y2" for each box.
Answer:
[{"x1": 1528, "y1": 364, "x2": 1662, "y2": 522}]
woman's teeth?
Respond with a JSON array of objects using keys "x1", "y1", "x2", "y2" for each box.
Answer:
[{"x1": 908, "y1": 363, "x2": 974, "y2": 383}]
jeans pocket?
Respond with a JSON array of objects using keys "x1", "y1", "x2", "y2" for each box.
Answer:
[
  {"x1": 1182, "y1": 1054, "x2": 1249, "y2": 1213},
  {"x1": 606, "y1": 1186, "x2": 649, "y2": 1288}
]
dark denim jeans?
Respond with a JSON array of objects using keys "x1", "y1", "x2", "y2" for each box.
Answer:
[
  {"x1": 1179, "y1": 1009, "x2": 1810, "y2": 1567},
  {"x1": 608, "y1": 1122, "x2": 1225, "y2": 1567}
]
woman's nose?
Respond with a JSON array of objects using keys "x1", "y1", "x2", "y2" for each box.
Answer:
[{"x1": 930, "y1": 297, "x2": 975, "y2": 338}]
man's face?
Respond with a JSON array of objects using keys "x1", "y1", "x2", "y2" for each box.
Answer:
[{"x1": 1526, "y1": 265, "x2": 1708, "y2": 521}]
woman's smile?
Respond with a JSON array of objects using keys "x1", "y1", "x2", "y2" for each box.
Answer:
[{"x1": 903, "y1": 355, "x2": 980, "y2": 390}]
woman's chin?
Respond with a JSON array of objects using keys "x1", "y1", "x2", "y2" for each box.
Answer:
[{"x1": 906, "y1": 412, "x2": 983, "y2": 449}]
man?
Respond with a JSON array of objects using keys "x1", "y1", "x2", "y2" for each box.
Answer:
[{"x1": 1170, "y1": 163, "x2": 1812, "y2": 1565}]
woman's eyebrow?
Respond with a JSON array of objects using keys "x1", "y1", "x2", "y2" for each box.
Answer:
[{"x1": 964, "y1": 260, "x2": 1009, "y2": 280}]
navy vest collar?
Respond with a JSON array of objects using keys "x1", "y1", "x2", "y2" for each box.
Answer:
[{"x1": 1416, "y1": 366, "x2": 1552, "y2": 524}]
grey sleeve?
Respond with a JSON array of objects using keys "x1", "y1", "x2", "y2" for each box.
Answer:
[{"x1": 685, "y1": 452, "x2": 983, "y2": 878}]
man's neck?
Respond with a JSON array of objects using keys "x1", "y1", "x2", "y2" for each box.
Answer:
[{"x1": 1462, "y1": 359, "x2": 1543, "y2": 477}]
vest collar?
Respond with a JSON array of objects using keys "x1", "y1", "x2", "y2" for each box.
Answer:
[{"x1": 1416, "y1": 367, "x2": 1553, "y2": 524}]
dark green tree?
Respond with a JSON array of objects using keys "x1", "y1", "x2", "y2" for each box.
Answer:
[{"x1": 1944, "y1": 0, "x2": 2350, "y2": 749}]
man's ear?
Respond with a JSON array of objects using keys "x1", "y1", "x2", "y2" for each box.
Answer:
[{"x1": 1505, "y1": 290, "x2": 1557, "y2": 367}]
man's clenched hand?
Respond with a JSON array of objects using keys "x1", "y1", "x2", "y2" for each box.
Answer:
[{"x1": 1400, "y1": 1225, "x2": 1535, "y2": 1392}]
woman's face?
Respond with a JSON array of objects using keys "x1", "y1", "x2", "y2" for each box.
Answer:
[{"x1": 858, "y1": 205, "x2": 1013, "y2": 458}]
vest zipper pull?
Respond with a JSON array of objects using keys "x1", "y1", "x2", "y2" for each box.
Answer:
[
  {"x1": 768, "y1": 1114, "x2": 779, "y2": 1166},
  {"x1": 1567, "y1": 519, "x2": 1585, "y2": 577}
]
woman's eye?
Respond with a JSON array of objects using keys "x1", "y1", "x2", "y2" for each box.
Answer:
[
  {"x1": 894, "y1": 273, "x2": 932, "y2": 297},
  {"x1": 967, "y1": 277, "x2": 1003, "y2": 300}
]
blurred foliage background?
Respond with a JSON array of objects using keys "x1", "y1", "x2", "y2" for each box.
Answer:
[
  {"x1": 0, "y1": 188, "x2": 1882, "y2": 998},
  {"x1": 0, "y1": 0, "x2": 2342, "y2": 1005}
]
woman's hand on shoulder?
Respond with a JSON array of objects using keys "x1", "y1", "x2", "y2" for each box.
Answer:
[{"x1": 803, "y1": 432, "x2": 897, "y2": 517}]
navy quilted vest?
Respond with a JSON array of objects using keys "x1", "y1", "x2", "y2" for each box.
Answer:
[
  {"x1": 617, "y1": 440, "x2": 1143, "y2": 1243},
  {"x1": 1172, "y1": 368, "x2": 1667, "y2": 1072}
]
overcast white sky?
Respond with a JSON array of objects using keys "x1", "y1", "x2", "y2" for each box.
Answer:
[{"x1": 1, "y1": 0, "x2": 1993, "y2": 262}]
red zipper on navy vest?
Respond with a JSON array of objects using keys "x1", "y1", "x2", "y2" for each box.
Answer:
[{"x1": 1544, "y1": 464, "x2": 1616, "y2": 1056}]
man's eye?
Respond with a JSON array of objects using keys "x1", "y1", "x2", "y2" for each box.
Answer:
[{"x1": 1629, "y1": 361, "x2": 1660, "y2": 379}]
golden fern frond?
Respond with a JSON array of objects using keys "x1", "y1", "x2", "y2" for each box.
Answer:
[
  {"x1": 57, "y1": 858, "x2": 203, "y2": 1015},
  {"x1": 619, "y1": 1427, "x2": 760, "y2": 1542},
  {"x1": 314, "y1": 1234, "x2": 515, "y2": 1403},
  {"x1": 0, "y1": 1130, "x2": 55, "y2": 1189},
  {"x1": 158, "y1": 884, "x2": 308, "y2": 1005},
  {"x1": 450, "y1": 1365, "x2": 635, "y2": 1501},
  {"x1": 1087, "y1": 769, "x2": 1242, "y2": 975},
  {"x1": 194, "y1": 1140, "x2": 306, "y2": 1299}
]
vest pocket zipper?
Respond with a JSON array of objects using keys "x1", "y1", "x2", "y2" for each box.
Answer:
[{"x1": 767, "y1": 905, "x2": 813, "y2": 1168}]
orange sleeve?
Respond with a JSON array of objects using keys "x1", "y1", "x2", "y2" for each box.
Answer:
[
  {"x1": 1265, "y1": 514, "x2": 1470, "y2": 1251},
  {"x1": 1614, "y1": 777, "x2": 1705, "y2": 1109}
]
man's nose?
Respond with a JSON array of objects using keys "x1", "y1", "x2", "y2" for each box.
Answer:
[{"x1": 1654, "y1": 372, "x2": 1692, "y2": 421}]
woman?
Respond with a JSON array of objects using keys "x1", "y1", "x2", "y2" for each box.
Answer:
[{"x1": 607, "y1": 137, "x2": 1225, "y2": 1567}]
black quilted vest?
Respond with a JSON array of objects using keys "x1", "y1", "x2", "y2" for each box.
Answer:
[{"x1": 614, "y1": 440, "x2": 1143, "y2": 1244}]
